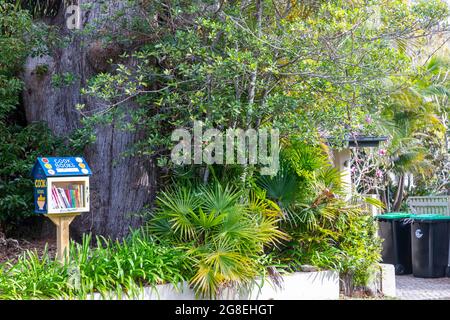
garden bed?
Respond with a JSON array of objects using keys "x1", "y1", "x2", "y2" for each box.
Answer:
[{"x1": 0, "y1": 234, "x2": 56, "y2": 264}]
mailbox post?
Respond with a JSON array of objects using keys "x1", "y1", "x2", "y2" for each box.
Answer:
[{"x1": 32, "y1": 157, "x2": 92, "y2": 262}]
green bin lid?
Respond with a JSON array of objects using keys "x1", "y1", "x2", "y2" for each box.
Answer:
[
  {"x1": 375, "y1": 212, "x2": 411, "y2": 220},
  {"x1": 410, "y1": 214, "x2": 450, "y2": 221}
]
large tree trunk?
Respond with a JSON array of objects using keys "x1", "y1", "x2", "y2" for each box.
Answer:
[{"x1": 22, "y1": 1, "x2": 156, "y2": 239}]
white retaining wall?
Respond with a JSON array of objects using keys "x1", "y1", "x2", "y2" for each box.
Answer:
[{"x1": 89, "y1": 270, "x2": 340, "y2": 300}]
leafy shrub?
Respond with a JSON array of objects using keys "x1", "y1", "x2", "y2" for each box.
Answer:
[
  {"x1": 272, "y1": 205, "x2": 382, "y2": 288},
  {"x1": 0, "y1": 1, "x2": 33, "y2": 116},
  {"x1": 0, "y1": 2, "x2": 63, "y2": 233},
  {"x1": 258, "y1": 141, "x2": 382, "y2": 289},
  {"x1": 148, "y1": 183, "x2": 287, "y2": 298},
  {"x1": 0, "y1": 123, "x2": 63, "y2": 232}
]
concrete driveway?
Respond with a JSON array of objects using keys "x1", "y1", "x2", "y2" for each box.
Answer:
[{"x1": 396, "y1": 275, "x2": 450, "y2": 300}]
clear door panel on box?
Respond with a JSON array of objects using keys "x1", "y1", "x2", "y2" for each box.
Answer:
[{"x1": 50, "y1": 181, "x2": 86, "y2": 210}]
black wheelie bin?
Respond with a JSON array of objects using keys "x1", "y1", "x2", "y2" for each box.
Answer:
[
  {"x1": 375, "y1": 213, "x2": 413, "y2": 275},
  {"x1": 410, "y1": 214, "x2": 450, "y2": 278}
]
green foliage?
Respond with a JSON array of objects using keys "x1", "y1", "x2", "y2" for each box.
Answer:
[
  {"x1": 257, "y1": 159, "x2": 299, "y2": 208},
  {"x1": 0, "y1": 75, "x2": 22, "y2": 119},
  {"x1": 258, "y1": 141, "x2": 342, "y2": 215},
  {"x1": 70, "y1": 231, "x2": 193, "y2": 299},
  {"x1": 0, "y1": 0, "x2": 446, "y2": 298},
  {"x1": 148, "y1": 183, "x2": 287, "y2": 298},
  {"x1": 0, "y1": 1, "x2": 64, "y2": 231},
  {"x1": 258, "y1": 141, "x2": 382, "y2": 288},
  {"x1": 276, "y1": 205, "x2": 382, "y2": 287},
  {"x1": 384, "y1": 56, "x2": 450, "y2": 194},
  {"x1": 51, "y1": 72, "x2": 78, "y2": 88},
  {"x1": 0, "y1": 123, "x2": 63, "y2": 231},
  {"x1": 80, "y1": 0, "x2": 449, "y2": 170},
  {"x1": 0, "y1": 230, "x2": 192, "y2": 299},
  {"x1": 34, "y1": 64, "x2": 49, "y2": 77},
  {"x1": 0, "y1": 1, "x2": 32, "y2": 117},
  {"x1": 0, "y1": 248, "x2": 73, "y2": 299},
  {"x1": 352, "y1": 56, "x2": 450, "y2": 210},
  {"x1": 12, "y1": 0, "x2": 64, "y2": 18}
]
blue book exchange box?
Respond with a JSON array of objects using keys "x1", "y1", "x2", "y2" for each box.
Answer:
[{"x1": 32, "y1": 157, "x2": 92, "y2": 215}]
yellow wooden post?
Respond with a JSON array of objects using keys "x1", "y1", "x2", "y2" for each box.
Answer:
[{"x1": 46, "y1": 213, "x2": 80, "y2": 263}]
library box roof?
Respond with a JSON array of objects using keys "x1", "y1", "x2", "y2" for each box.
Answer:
[{"x1": 32, "y1": 157, "x2": 92, "y2": 178}]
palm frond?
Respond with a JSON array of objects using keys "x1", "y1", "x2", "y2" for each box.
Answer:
[
  {"x1": 191, "y1": 207, "x2": 225, "y2": 231},
  {"x1": 190, "y1": 262, "x2": 224, "y2": 299},
  {"x1": 257, "y1": 159, "x2": 299, "y2": 208},
  {"x1": 247, "y1": 190, "x2": 283, "y2": 218},
  {"x1": 154, "y1": 187, "x2": 202, "y2": 240},
  {"x1": 201, "y1": 183, "x2": 242, "y2": 215}
]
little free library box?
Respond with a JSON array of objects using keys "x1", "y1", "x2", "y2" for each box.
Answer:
[{"x1": 32, "y1": 157, "x2": 92, "y2": 215}]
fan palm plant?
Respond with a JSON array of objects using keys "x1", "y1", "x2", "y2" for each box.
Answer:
[
  {"x1": 148, "y1": 183, "x2": 287, "y2": 298},
  {"x1": 257, "y1": 141, "x2": 344, "y2": 226}
]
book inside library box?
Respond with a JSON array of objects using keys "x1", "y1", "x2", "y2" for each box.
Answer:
[{"x1": 50, "y1": 181, "x2": 86, "y2": 210}]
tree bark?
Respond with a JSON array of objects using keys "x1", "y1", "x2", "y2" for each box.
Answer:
[
  {"x1": 392, "y1": 174, "x2": 405, "y2": 212},
  {"x1": 22, "y1": 1, "x2": 156, "y2": 239},
  {"x1": 246, "y1": 0, "x2": 262, "y2": 126}
]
